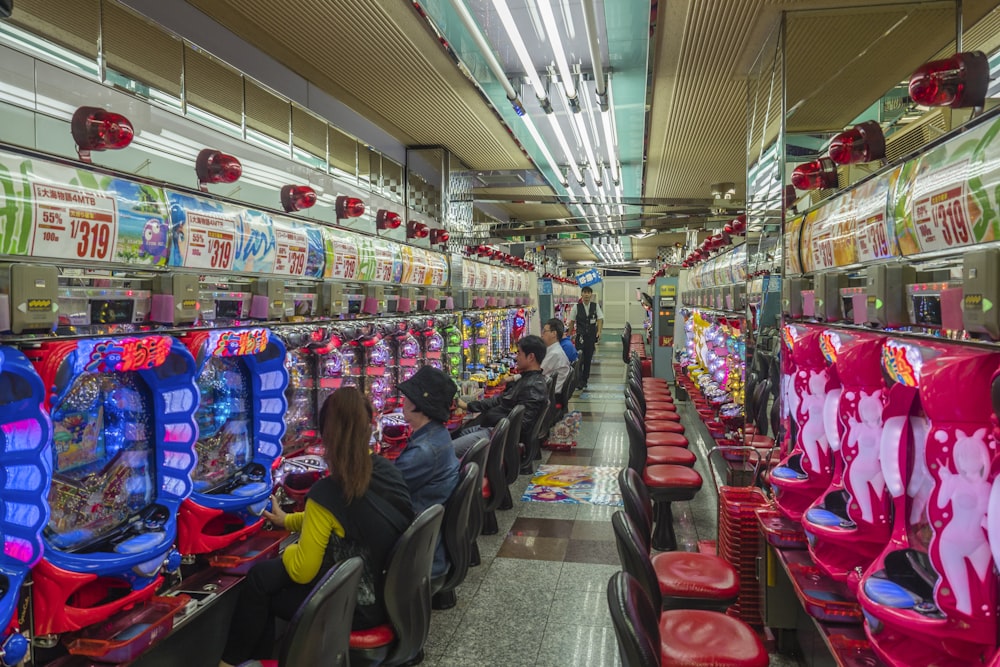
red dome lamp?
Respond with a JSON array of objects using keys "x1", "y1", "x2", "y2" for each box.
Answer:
[
  {"x1": 430, "y1": 229, "x2": 449, "y2": 245},
  {"x1": 406, "y1": 220, "x2": 429, "y2": 239},
  {"x1": 196, "y1": 148, "x2": 242, "y2": 191},
  {"x1": 376, "y1": 210, "x2": 402, "y2": 230},
  {"x1": 791, "y1": 157, "x2": 838, "y2": 191},
  {"x1": 280, "y1": 185, "x2": 317, "y2": 213},
  {"x1": 909, "y1": 51, "x2": 988, "y2": 109},
  {"x1": 829, "y1": 120, "x2": 885, "y2": 165},
  {"x1": 71, "y1": 106, "x2": 134, "y2": 163},
  {"x1": 336, "y1": 196, "x2": 365, "y2": 219}
]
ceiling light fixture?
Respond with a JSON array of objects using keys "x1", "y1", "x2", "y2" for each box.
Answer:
[
  {"x1": 534, "y1": 0, "x2": 578, "y2": 109},
  {"x1": 522, "y1": 113, "x2": 568, "y2": 186},
  {"x1": 547, "y1": 113, "x2": 584, "y2": 185},
  {"x1": 601, "y1": 78, "x2": 620, "y2": 184},
  {"x1": 450, "y1": 0, "x2": 528, "y2": 115},
  {"x1": 490, "y1": 0, "x2": 552, "y2": 112},
  {"x1": 572, "y1": 106, "x2": 602, "y2": 187}
]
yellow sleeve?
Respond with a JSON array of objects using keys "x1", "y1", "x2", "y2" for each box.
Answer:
[
  {"x1": 284, "y1": 511, "x2": 304, "y2": 533},
  {"x1": 281, "y1": 499, "x2": 346, "y2": 584}
]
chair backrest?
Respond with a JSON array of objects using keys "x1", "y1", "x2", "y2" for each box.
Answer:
[
  {"x1": 621, "y1": 332, "x2": 630, "y2": 364},
  {"x1": 280, "y1": 556, "x2": 364, "y2": 667},
  {"x1": 437, "y1": 463, "x2": 479, "y2": 595},
  {"x1": 617, "y1": 468, "x2": 653, "y2": 548},
  {"x1": 382, "y1": 504, "x2": 445, "y2": 665},
  {"x1": 503, "y1": 404, "x2": 526, "y2": 485},
  {"x1": 459, "y1": 437, "x2": 490, "y2": 536},
  {"x1": 623, "y1": 410, "x2": 648, "y2": 475},
  {"x1": 556, "y1": 366, "x2": 576, "y2": 411},
  {"x1": 607, "y1": 571, "x2": 662, "y2": 667},
  {"x1": 611, "y1": 511, "x2": 662, "y2": 609},
  {"x1": 482, "y1": 419, "x2": 509, "y2": 512}
]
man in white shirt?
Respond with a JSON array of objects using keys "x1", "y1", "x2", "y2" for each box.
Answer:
[
  {"x1": 567, "y1": 286, "x2": 604, "y2": 389},
  {"x1": 540, "y1": 318, "x2": 571, "y2": 393}
]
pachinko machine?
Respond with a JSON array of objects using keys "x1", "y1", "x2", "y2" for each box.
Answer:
[
  {"x1": 25, "y1": 335, "x2": 199, "y2": 640},
  {"x1": 176, "y1": 328, "x2": 287, "y2": 558},
  {"x1": 676, "y1": 309, "x2": 746, "y2": 437}
]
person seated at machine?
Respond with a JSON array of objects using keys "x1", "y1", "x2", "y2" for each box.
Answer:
[
  {"x1": 395, "y1": 365, "x2": 460, "y2": 578},
  {"x1": 452, "y1": 335, "x2": 548, "y2": 456},
  {"x1": 540, "y1": 318, "x2": 572, "y2": 393},
  {"x1": 218, "y1": 388, "x2": 413, "y2": 667},
  {"x1": 559, "y1": 323, "x2": 579, "y2": 363}
]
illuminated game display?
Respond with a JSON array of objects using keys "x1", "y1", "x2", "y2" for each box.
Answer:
[
  {"x1": 27, "y1": 335, "x2": 198, "y2": 636},
  {"x1": 178, "y1": 328, "x2": 287, "y2": 556},
  {"x1": 415, "y1": 317, "x2": 445, "y2": 371},
  {"x1": 279, "y1": 326, "x2": 319, "y2": 456},
  {"x1": 0, "y1": 348, "x2": 51, "y2": 665}
]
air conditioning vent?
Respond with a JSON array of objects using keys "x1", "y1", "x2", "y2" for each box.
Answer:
[{"x1": 885, "y1": 109, "x2": 949, "y2": 163}]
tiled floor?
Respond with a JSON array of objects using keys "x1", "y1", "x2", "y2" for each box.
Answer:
[{"x1": 425, "y1": 337, "x2": 800, "y2": 667}]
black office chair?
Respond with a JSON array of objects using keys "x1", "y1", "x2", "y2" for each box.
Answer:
[
  {"x1": 431, "y1": 462, "x2": 479, "y2": 610},
  {"x1": 503, "y1": 403, "x2": 526, "y2": 486},
  {"x1": 481, "y1": 418, "x2": 511, "y2": 535},
  {"x1": 607, "y1": 571, "x2": 662, "y2": 667},
  {"x1": 249, "y1": 557, "x2": 364, "y2": 667},
  {"x1": 552, "y1": 366, "x2": 577, "y2": 424},
  {"x1": 349, "y1": 505, "x2": 444, "y2": 667},
  {"x1": 458, "y1": 437, "x2": 490, "y2": 562},
  {"x1": 520, "y1": 381, "x2": 553, "y2": 474}
]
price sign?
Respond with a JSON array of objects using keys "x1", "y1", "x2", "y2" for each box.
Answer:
[
  {"x1": 373, "y1": 240, "x2": 394, "y2": 283},
  {"x1": 273, "y1": 222, "x2": 309, "y2": 276},
  {"x1": 331, "y1": 235, "x2": 359, "y2": 280},
  {"x1": 912, "y1": 182, "x2": 976, "y2": 252},
  {"x1": 463, "y1": 260, "x2": 476, "y2": 289},
  {"x1": 399, "y1": 245, "x2": 414, "y2": 283},
  {"x1": 410, "y1": 249, "x2": 428, "y2": 285},
  {"x1": 180, "y1": 209, "x2": 237, "y2": 270},
  {"x1": 31, "y1": 184, "x2": 118, "y2": 262},
  {"x1": 428, "y1": 253, "x2": 446, "y2": 286}
]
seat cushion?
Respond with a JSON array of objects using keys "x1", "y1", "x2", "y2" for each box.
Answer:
[
  {"x1": 647, "y1": 446, "x2": 696, "y2": 467},
  {"x1": 659, "y1": 609, "x2": 768, "y2": 667},
  {"x1": 745, "y1": 434, "x2": 775, "y2": 449},
  {"x1": 645, "y1": 420, "x2": 685, "y2": 434},
  {"x1": 349, "y1": 624, "x2": 395, "y2": 649},
  {"x1": 646, "y1": 432, "x2": 689, "y2": 448},
  {"x1": 646, "y1": 411, "x2": 680, "y2": 421},
  {"x1": 644, "y1": 464, "x2": 702, "y2": 489},
  {"x1": 652, "y1": 552, "x2": 739, "y2": 599}
]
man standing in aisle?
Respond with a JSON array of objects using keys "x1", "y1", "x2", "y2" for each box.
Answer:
[{"x1": 568, "y1": 286, "x2": 603, "y2": 390}]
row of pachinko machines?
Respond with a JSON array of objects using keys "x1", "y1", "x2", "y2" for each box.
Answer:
[
  {"x1": 749, "y1": 322, "x2": 1000, "y2": 667},
  {"x1": 0, "y1": 307, "x2": 530, "y2": 666}
]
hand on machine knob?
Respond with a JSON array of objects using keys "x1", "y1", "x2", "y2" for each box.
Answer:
[{"x1": 262, "y1": 494, "x2": 287, "y2": 528}]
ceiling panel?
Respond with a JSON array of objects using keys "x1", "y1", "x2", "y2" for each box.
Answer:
[{"x1": 186, "y1": 0, "x2": 532, "y2": 171}]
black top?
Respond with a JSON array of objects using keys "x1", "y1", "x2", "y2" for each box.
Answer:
[
  {"x1": 575, "y1": 302, "x2": 599, "y2": 341},
  {"x1": 307, "y1": 455, "x2": 414, "y2": 628},
  {"x1": 467, "y1": 369, "x2": 548, "y2": 434}
]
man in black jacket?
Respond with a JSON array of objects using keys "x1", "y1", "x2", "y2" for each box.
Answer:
[
  {"x1": 567, "y1": 286, "x2": 604, "y2": 390},
  {"x1": 452, "y1": 335, "x2": 548, "y2": 456}
]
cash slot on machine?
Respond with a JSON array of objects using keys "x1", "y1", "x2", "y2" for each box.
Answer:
[
  {"x1": 0, "y1": 262, "x2": 60, "y2": 334},
  {"x1": 319, "y1": 281, "x2": 364, "y2": 318},
  {"x1": 782, "y1": 276, "x2": 812, "y2": 320},
  {"x1": 838, "y1": 284, "x2": 867, "y2": 325},
  {"x1": 962, "y1": 248, "x2": 1000, "y2": 340},
  {"x1": 811, "y1": 271, "x2": 846, "y2": 322},
  {"x1": 865, "y1": 264, "x2": 917, "y2": 328}
]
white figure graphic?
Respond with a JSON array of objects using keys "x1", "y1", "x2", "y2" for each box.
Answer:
[
  {"x1": 845, "y1": 390, "x2": 885, "y2": 523},
  {"x1": 798, "y1": 370, "x2": 830, "y2": 475},
  {"x1": 907, "y1": 415, "x2": 934, "y2": 525},
  {"x1": 935, "y1": 428, "x2": 992, "y2": 616},
  {"x1": 987, "y1": 474, "x2": 1000, "y2": 574}
]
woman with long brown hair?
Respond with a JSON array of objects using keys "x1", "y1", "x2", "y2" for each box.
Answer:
[{"x1": 219, "y1": 388, "x2": 413, "y2": 667}]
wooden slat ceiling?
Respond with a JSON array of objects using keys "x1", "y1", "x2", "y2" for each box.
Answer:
[{"x1": 182, "y1": 0, "x2": 1000, "y2": 264}]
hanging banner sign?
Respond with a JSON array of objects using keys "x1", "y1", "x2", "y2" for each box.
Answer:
[
  {"x1": 165, "y1": 190, "x2": 239, "y2": 271},
  {"x1": 31, "y1": 182, "x2": 119, "y2": 263}
]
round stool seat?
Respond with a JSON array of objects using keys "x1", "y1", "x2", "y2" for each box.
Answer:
[
  {"x1": 643, "y1": 464, "x2": 702, "y2": 489},
  {"x1": 659, "y1": 610, "x2": 768, "y2": 667},
  {"x1": 652, "y1": 552, "x2": 739, "y2": 599},
  {"x1": 645, "y1": 420, "x2": 685, "y2": 434},
  {"x1": 745, "y1": 434, "x2": 775, "y2": 449},
  {"x1": 646, "y1": 411, "x2": 680, "y2": 421},
  {"x1": 647, "y1": 446, "x2": 696, "y2": 467},
  {"x1": 646, "y1": 432, "x2": 689, "y2": 448}
]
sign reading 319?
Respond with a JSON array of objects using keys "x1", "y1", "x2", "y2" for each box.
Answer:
[{"x1": 30, "y1": 184, "x2": 118, "y2": 262}]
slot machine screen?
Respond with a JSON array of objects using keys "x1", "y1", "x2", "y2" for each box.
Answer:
[
  {"x1": 192, "y1": 357, "x2": 253, "y2": 493},
  {"x1": 841, "y1": 296, "x2": 854, "y2": 322},
  {"x1": 90, "y1": 299, "x2": 136, "y2": 325},
  {"x1": 911, "y1": 294, "x2": 943, "y2": 327},
  {"x1": 46, "y1": 373, "x2": 155, "y2": 551},
  {"x1": 216, "y1": 299, "x2": 244, "y2": 320}
]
